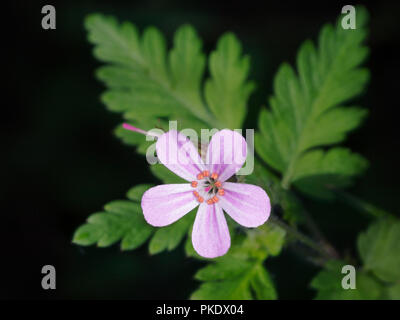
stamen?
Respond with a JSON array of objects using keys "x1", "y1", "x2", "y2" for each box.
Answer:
[
  {"x1": 214, "y1": 181, "x2": 222, "y2": 188},
  {"x1": 197, "y1": 173, "x2": 204, "y2": 180},
  {"x1": 191, "y1": 181, "x2": 198, "y2": 188},
  {"x1": 211, "y1": 172, "x2": 219, "y2": 180},
  {"x1": 212, "y1": 196, "x2": 219, "y2": 203},
  {"x1": 193, "y1": 191, "x2": 199, "y2": 198},
  {"x1": 197, "y1": 196, "x2": 204, "y2": 203},
  {"x1": 202, "y1": 170, "x2": 209, "y2": 177},
  {"x1": 218, "y1": 189, "x2": 225, "y2": 196},
  {"x1": 206, "y1": 199, "x2": 213, "y2": 205}
]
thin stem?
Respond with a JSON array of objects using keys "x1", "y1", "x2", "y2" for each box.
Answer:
[
  {"x1": 332, "y1": 189, "x2": 395, "y2": 219},
  {"x1": 269, "y1": 215, "x2": 336, "y2": 262},
  {"x1": 301, "y1": 208, "x2": 341, "y2": 259}
]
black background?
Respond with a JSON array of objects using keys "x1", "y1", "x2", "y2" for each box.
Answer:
[{"x1": 5, "y1": 0, "x2": 400, "y2": 299}]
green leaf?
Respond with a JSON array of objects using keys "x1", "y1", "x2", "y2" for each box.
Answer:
[
  {"x1": 311, "y1": 260, "x2": 383, "y2": 300},
  {"x1": 149, "y1": 212, "x2": 195, "y2": 254},
  {"x1": 169, "y1": 25, "x2": 206, "y2": 111},
  {"x1": 191, "y1": 279, "x2": 253, "y2": 300},
  {"x1": 191, "y1": 230, "x2": 279, "y2": 300},
  {"x1": 86, "y1": 14, "x2": 219, "y2": 141},
  {"x1": 72, "y1": 200, "x2": 153, "y2": 250},
  {"x1": 191, "y1": 257, "x2": 276, "y2": 300},
  {"x1": 291, "y1": 148, "x2": 368, "y2": 199},
  {"x1": 357, "y1": 218, "x2": 400, "y2": 282},
  {"x1": 258, "y1": 224, "x2": 286, "y2": 256},
  {"x1": 205, "y1": 33, "x2": 255, "y2": 129},
  {"x1": 72, "y1": 223, "x2": 103, "y2": 246},
  {"x1": 195, "y1": 257, "x2": 253, "y2": 281},
  {"x1": 250, "y1": 264, "x2": 277, "y2": 300},
  {"x1": 150, "y1": 163, "x2": 187, "y2": 184},
  {"x1": 126, "y1": 184, "x2": 154, "y2": 202},
  {"x1": 386, "y1": 283, "x2": 400, "y2": 300},
  {"x1": 245, "y1": 162, "x2": 304, "y2": 225},
  {"x1": 74, "y1": 183, "x2": 194, "y2": 253},
  {"x1": 312, "y1": 220, "x2": 400, "y2": 300},
  {"x1": 256, "y1": 6, "x2": 369, "y2": 198},
  {"x1": 86, "y1": 14, "x2": 258, "y2": 154}
]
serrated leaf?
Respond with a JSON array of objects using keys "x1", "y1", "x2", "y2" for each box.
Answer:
[
  {"x1": 357, "y1": 218, "x2": 400, "y2": 282},
  {"x1": 72, "y1": 223, "x2": 103, "y2": 246},
  {"x1": 250, "y1": 264, "x2": 277, "y2": 300},
  {"x1": 74, "y1": 185, "x2": 194, "y2": 253},
  {"x1": 191, "y1": 279, "x2": 253, "y2": 300},
  {"x1": 86, "y1": 13, "x2": 222, "y2": 150},
  {"x1": 256, "y1": 6, "x2": 370, "y2": 198},
  {"x1": 169, "y1": 25, "x2": 206, "y2": 110},
  {"x1": 191, "y1": 256, "x2": 276, "y2": 300},
  {"x1": 191, "y1": 233, "x2": 278, "y2": 300},
  {"x1": 310, "y1": 260, "x2": 383, "y2": 300},
  {"x1": 73, "y1": 200, "x2": 153, "y2": 250},
  {"x1": 149, "y1": 212, "x2": 195, "y2": 254},
  {"x1": 195, "y1": 257, "x2": 253, "y2": 281},
  {"x1": 292, "y1": 148, "x2": 368, "y2": 200},
  {"x1": 205, "y1": 33, "x2": 255, "y2": 129}
]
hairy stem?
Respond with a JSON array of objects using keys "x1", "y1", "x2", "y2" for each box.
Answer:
[{"x1": 269, "y1": 215, "x2": 337, "y2": 262}]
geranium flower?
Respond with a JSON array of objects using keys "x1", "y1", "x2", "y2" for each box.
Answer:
[{"x1": 124, "y1": 125, "x2": 271, "y2": 258}]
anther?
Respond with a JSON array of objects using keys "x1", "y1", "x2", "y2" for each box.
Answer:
[
  {"x1": 193, "y1": 191, "x2": 199, "y2": 198},
  {"x1": 211, "y1": 172, "x2": 219, "y2": 180},
  {"x1": 202, "y1": 170, "x2": 209, "y2": 177},
  {"x1": 191, "y1": 181, "x2": 198, "y2": 188},
  {"x1": 197, "y1": 173, "x2": 204, "y2": 180},
  {"x1": 218, "y1": 189, "x2": 225, "y2": 196},
  {"x1": 212, "y1": 196, "x2": 219, "y2": 203},
  {"x1": 206, "y1": 199, "x2": 213, "y2": 205},
  {"x1": 197, "y1": 196, "x2": 204, "y2": 203},
  {"x1": 214, "y1": 181, "x2": 222, "y2": 188}
]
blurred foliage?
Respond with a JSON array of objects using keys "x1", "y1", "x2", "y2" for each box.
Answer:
[{"x1": 311, "y1": 218, "x2": 400, "y2": 299}]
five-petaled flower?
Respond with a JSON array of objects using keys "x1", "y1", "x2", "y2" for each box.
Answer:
[{"x1": 140, "y1": 129, "x2": 271, "y2": 258}]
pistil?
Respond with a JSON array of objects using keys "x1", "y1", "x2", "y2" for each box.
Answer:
[{"x1": 191, "y1": 171, "x2": 225, "y2": 204}]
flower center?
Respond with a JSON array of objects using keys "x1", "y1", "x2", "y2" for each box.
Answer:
[{"x1": 191, "y1": 171, "x2": 225, "y2": 205}]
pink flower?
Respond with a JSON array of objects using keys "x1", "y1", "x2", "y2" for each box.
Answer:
[{"x1": 140, "y1": 129, "x2": 271, "y2": 258}]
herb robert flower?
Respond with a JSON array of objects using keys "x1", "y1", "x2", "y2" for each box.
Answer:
[{"x1": 124, "y1": 124, "x2": 271, "y2": 258}]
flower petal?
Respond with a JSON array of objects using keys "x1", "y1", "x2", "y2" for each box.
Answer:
[
  {"x1": 141, "y1": 184, "x2": 198, "y2": 227},
  {"x1": 192, "y1": 203, "x2": 230, "y2": 258},
  {"x1": 219, "y1": 182, "x2": 270, "y2": 228},
  {"x1": 156, "y1": 130, "x2": 205, "y2": 182},
  {"x1": 206, "y1": 129, "x2": 247, "y2": 182}
]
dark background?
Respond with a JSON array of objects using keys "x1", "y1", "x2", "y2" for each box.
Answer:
[{"x1": 5, "y1": 0, "x2": 400, "y2": 299}]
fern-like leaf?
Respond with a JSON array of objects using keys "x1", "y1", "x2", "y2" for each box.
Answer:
[{"x1": 256, "y1": 6, "x2": 370, "y2": 199}]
